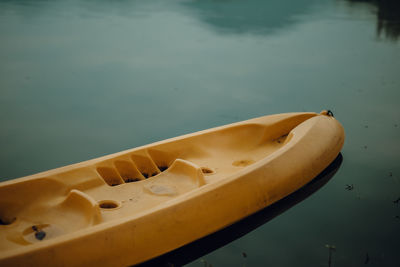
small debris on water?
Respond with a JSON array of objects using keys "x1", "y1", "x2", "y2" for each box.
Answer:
[
  {"x1": 394, "y1": 215, "x2": 400, "y2": 219},
  {"x1": 242, "y1": 252, "x2": 247, "y2": 258},
  {"x1": 345, "y1": 184, "x2": 354, "y2": 191},
  {"x1": 365, "y1": 125, "x2": 368, "y2": 128},
  {"x1": 364, "y1": 145, "x2": 368, "y2": 149},
  {"x1": 365, "y1": 252, "x2": 370, "y2": 264},
  {"x1": 325, "y1": 244, "x2": 336, "y2": 267},
  {"x1": 389, "y1": 172, "x2": 393, "y2": 177},
  {"x1": 325, "y1": 244, "x2": 336, "y2": 250},
  {"x1": 393, "y1": 197, "x2": 400, "y2": 204}
]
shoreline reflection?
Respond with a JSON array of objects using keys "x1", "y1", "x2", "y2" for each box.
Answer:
[
  {"x1": 139, "y1": 154, "x2": 343, "y2": 267},
  {"x1": 345, "y1": 0, "x2": 400, "y2": 41},
  {"x1": 181, "y1": 0, "x2": 320, "y2": 35}
]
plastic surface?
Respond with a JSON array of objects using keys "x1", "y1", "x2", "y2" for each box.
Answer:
[{"x1": 0, "y1": 111, "x2": 345, "y2": 266}]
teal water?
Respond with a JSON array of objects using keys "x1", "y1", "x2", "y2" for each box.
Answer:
[{"x1": 0, "y1": 0, "x2": 399, "y2": 266}]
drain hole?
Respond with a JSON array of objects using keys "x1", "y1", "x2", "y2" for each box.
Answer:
[
  {"x1": 99, "y1": 200, "x2": 120, "y2": 209},
  {"x1": 0, "y1": 217, "x2": 16, "y2": 226},
  {"x1": 201, "y1": 167, "x2": 214, "y2": 174}
]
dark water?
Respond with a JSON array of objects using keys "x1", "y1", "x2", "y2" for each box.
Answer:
[{"x1": 0, "y1": 0, "x2": 399, "y2": 266}]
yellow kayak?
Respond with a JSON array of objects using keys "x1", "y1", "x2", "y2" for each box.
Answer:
[{"x1": 0, "y1": 111, "x2": 344, "y2": 266}]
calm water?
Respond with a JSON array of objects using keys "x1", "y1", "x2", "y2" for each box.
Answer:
[{"x1": 0, "y1": 0, "x2": 399, "y2": 266}]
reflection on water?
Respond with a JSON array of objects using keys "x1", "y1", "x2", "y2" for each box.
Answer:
[
  {"x1": 2, "y1": 0, "x2": 398, "y2": 41},
  {"x1": 0, "y1": 0, "x2": 399, "y2": 266},
  {"x1": 182, "y1": 0, "x2": 321, "y2": 35},
  {"x1": 182, "y1": 0, "x2": 400, "y2": 41},
  {"x1": 0, "y1": 0, "x2": 151, "y2": 18},
  {"x1": 345, "y1": 0, "x2": 400, "y2": 41},
  {"x1": 139, "y1": 154, "x2": 343, "y2": 267}
]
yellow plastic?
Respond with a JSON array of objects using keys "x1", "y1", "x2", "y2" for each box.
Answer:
[{"x1": 0, "y1": 111, "x2": 344, "y2": 266}]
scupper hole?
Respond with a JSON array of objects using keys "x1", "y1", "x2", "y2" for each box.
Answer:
[{"x1": 99, "y1": 200, "x2": 120, "y2": 210}]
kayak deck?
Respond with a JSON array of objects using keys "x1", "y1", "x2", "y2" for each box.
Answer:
[
  {"x1": 0, "y1": 112, "x2": 344, "y2": 266},
  {"x1": 0, "y1": 121, "x2": 292, "y2": 249}
]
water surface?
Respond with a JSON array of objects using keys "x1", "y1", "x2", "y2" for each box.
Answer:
[{"x1": 0, "y1": 0, "x2": 399, "y2": 266}]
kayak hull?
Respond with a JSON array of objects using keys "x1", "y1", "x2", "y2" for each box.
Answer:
[{"x1": 0, "y1": 112, "x2": 344, "y2": 266}]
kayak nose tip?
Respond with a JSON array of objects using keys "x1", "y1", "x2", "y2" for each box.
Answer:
[{"x1": 320, "y1": 110, "x2": 334, "y2": 117}]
